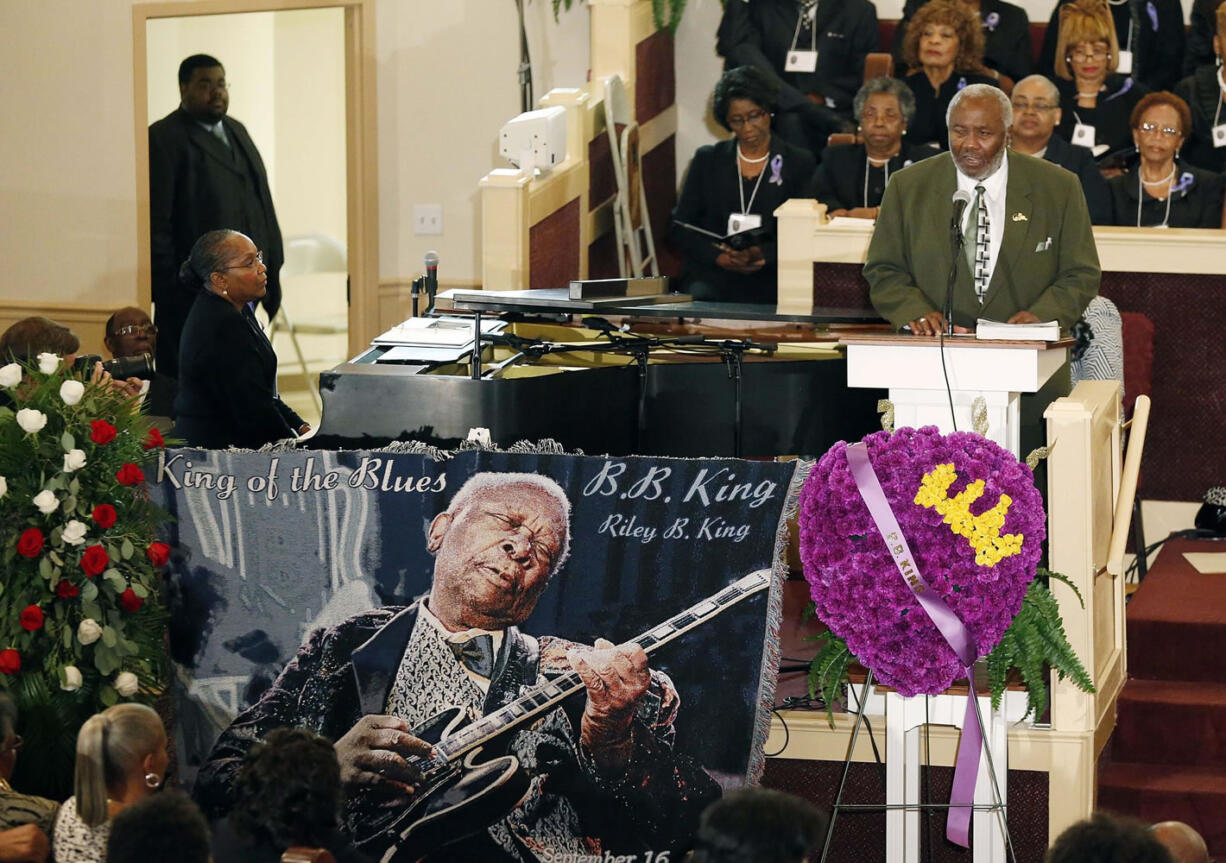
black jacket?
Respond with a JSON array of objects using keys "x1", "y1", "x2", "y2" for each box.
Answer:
[
  {"x1": 1041, "y1": 133, "x2": 1114, "y2": 225},
  {"x1": 716, "y1": 0, "x2": 879, "y2": 114},
  {"x1": 1184, "y1": 0, "x2": 1223, "y2": 75},
  {"x1": 1108, "y1": 161, "x2": 1226, "y2": 227},
  {"x1": 1039, "y1": 0, "x2": 1185, "y2": 92},
  {"x1": 1054, "y1": 74, "x2": 1148, "y2": 161},
  {"x1": 1175, "y1": 65, "x2": 1226, "y2": 174},
  {"x1": 173, "y1": 290, "x2": 302, "y2": 449},
  {"x1": 893, "y1": 0, "x2": 1033, "y2": 83},
  {"x1": 149, "y1": 108, "x2": 284, "y2": 377},
  {"x1": 904, "y1": 71, "x2": 1001, "y2": 149},
  {"x1": 813, "y1": 140, "x2": 938, "y2": 211}
]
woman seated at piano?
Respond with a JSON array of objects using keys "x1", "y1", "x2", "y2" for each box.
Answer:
[
  {"x1": 670, "y1": 65, "x2": 817, "y2": 305},
  {"x1": 813, "y1": 77, "x2": 938, "y2": 220}
]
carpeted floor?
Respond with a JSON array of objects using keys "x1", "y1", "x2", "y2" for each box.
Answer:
[{"x1": 1097, "y1": 537, "x2": 1226, "y2": 856}]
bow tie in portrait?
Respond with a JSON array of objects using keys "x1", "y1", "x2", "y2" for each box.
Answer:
[{"x1": 448, "y1": 634, "x2": 496, "y2": 677}]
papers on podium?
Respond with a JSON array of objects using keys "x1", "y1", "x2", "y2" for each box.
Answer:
[
  {"x1": 371, "y1": 316, "x2": 506, "y2": 364},
  {"x1": 974, "y1": 318, "x2": 1060, "y2": 341}
]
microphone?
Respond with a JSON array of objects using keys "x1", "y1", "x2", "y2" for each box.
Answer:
[
  {"x1": 945, "y1": 190, "x2": 973, "y2": 336},
  {"x1": 423, "y1": 250, "x2": 439, "y2": 315}
]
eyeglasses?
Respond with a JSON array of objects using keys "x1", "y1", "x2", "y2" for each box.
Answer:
[
  {"x1": 861, "y1": 109, "x2": 902, "y2": 123},
  {"x1": 1138, "y1": 122, "x2": 1181, "y2": 138},
  {"x1": 190, "y1": 80, "x2": 229, "y2": 94},
  {"x1": 114, "y1": 324, "x2": 157, "y2": 338},
  {"x1": 1012, "y1": 100, "x2": 1057, "y2": 113},
  {"x1": 728, "y1": 109, "x2": 769, "y2": 129},
  {"x1": 220, "y1": 251, "x2": 264, "y2": 271},
  {"x1": 1070, "y1": 48, "x2": 1110, "y2": 62}
]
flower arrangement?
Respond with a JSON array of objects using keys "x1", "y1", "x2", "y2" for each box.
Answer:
[
  {"x1": 799, "y1": 425, "x2": 1093, "y2": 717},
  {"x1": 0, "y1": 354, "x2": 169, "y2": 764}
]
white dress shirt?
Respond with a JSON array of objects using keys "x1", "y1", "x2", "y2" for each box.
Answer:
[{"x1": 955, "y1": 152, "x2": 1009, "y2": 291}]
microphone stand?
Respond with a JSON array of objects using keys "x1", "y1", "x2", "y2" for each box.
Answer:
[
  {"x1": 945, "y1": 204, "x2": 967, "y2": 337},
  {"x1": 514, "y1": 0, "x2": 533, "y2": 112}
]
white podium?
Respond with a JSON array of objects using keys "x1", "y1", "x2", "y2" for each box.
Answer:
[
  {"x1": 840, "y1": 334, "x2": 1069, "y2": 863},
  {"x1": 840, "y1": 334, "x2": 1071, "y2": 457}
]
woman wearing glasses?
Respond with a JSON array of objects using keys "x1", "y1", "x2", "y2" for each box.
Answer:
[
  {"x1": 1052, "y1": 0, "x2": 1149, "y2": 162},
  {"x1": 1108, "y1": 92, "x2": 1226, "y2": 227},
  {"x1": 173, "y1": 229, "x2": 308, "y2": 448},
  {"x1": 669, "y1": 66, "x2": 817, "y2": 303}
]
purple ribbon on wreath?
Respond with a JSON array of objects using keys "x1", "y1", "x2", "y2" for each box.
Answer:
[
  {"x1": 845, "y1": 442, "x2": 985, "y2": 848},
  {"x1": 768, "y1": 154, "x2": 784, "y2": 186}
]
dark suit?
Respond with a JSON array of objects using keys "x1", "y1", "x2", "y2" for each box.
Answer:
[
  {"x1": 813, "y1": 141, "x2": 938, "y2": 211},
  {"x1": 1175, "y1": 65, "x2": 1226, "y2": 175},
  {"x1": 194, "y1": 603, "x2": 716, "y2": 862},
  {"x1": 1039, "y1": 0, "x2": 1186, "y2": 92},
  {"x1": 1041, "y1": 133, "x2": 1113, "y2": 225},
  {"x1": 173, "y1": 290, "x2": 302, "y2": 449},
  {"x1": 904, "y1": 71, "x2": 1002, "y2": 149},
  {"x1": 864, "y1": 151, "x2": 1100, "y2": 330},
  {"x1": 1108, "y1": 161, "x2": 1226, "y2": 228},
  {"x1": 893, "y1": 0, "x2": 1033, "y2": 83},
  {"x1": 1054, "y1": 74, "x2": 1147, "y2": 162},
  {"x1": 149, "y1": 108, "x2": 284, "y2": 378}
]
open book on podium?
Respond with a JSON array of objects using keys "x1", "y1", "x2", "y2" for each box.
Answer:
[{"x1": 974, "y1": 318, "x2": 1060, "y2": 341}]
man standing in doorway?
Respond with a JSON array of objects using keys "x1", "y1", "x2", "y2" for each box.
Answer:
[{"x1": 149, "y1": 54, "x2": 283, "y2": 378}]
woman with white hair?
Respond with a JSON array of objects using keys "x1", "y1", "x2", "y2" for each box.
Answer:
[{"x1": 52, "y1": 704, "x2": 169, "y2": 863}]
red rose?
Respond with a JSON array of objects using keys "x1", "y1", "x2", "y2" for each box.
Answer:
[
  {"x1": 16, "y1": 528, "x2": 43, "y2": 558},
  {"x1": 91, "y1": 504, "x2": 118, "y2": 529},
  {"x1": 115, "y1": 463, "x2": 145, "y2": 486},
  {"x1": 0, "y1": 650, "x2": 19, "y2": 675},
  {"x1": 80, "y1": 544, "x2": 109, "y2": 577},
  {"x1": 146, "y1": 542, "x2": 171, "y2": 568},
  {"x1": 119, "y1": 589, "x2": 143, "y2": 612},
  {"x1": 19, "y1": 606, "x2": 43, "y2": 632},
  {"x1": 55, "y1": 580, "x2": 80, "y2": 599},
  {"x1": 90, "y1": 419, "x2": 118, "y2": 445},
  {"x1": 143, "y1": 427, "x2": 165, "y2": 450}
]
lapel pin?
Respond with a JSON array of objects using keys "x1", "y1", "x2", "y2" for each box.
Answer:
[{"x1": 1012, "y1": 212, "x2": 1028, "y2": 222}]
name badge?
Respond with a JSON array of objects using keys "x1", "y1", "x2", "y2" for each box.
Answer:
[
  {"x1": 1072, "y1": 123, "x2": 1096, "y2": 149},
  {"x1": 727, "y1": 213, "x2": 763, "y2": 235},
  {"x1": 1116, "y1": 50, "x2": 1133, "y2": 74},
  {"x1": 1212, "y1": 123, "x2": 1226, "y2": 148},
  {"x1": 785, "y1": 50, "x2": 818, "y2": 72}
]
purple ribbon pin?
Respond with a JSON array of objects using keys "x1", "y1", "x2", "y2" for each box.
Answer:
[
  {"x1": 1146, "y1": 1, "x2": 1158, "y2": 29},
  {"x1": 984, "y1": 11, "x2": 1000, "y2": 31},
  {"x1": 768, "y1": 154, "x2": 784, "y2": 186},
  {"x1": 1171, "y1": 172, "x2": 1195, "y2": 195}
]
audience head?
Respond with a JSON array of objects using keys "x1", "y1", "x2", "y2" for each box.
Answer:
[
  {"x1": 902, "y1": 0, "x2": 986, "y2": 75},
  {"x1": 74, "y1": 703, "x2": 168, "y2": 828},
  {"x1": 178, "y1": 54, "x2": 227, "y2": 124},
  {"x1": 1130, "y1": 92, "x2": 1192, "y2": 168},
  {"x1": 1010, "y1": 76, "x2": 1063, "y2": 150},
  {"x1": 1055, "y1": 0, "x2": 1120, "y2": 83},
  {"x1": 104, "y1": 307, "x2": 157, "y2": 360},
  {"x1": 712, "y1": 65, "x2": 779, "y2": 152},
  {"x1": 947, "y1": 84, "x2": 1012, "y2": 180},
  {"x1": 1150, "y1": 821, "x2": 1210, "y2": 863},
  {"x1": 1046, "y1": 812, "x2": 1175, "y2": 863},
  {"x1": 689, "y1": 787, "x2": 827, "y2": 863},
  {"x1": 231, "y1": 727, "x2": 343, "y2": 850},
  {"x1": 0, "y1": 317, "x2": 79, "y2": 364},
  {"x1": 0, "y1": 694, "x2": 19, "y2": 782},
  {"x1": 854, "y1": 77, "x2": 915, "y2": 156},
  {"x1": 106, "y1": 791, "x2": 210, "y2": 863}
]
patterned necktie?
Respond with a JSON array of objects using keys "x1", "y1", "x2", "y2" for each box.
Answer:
[
  {"x1": 448, "y1": 634, "x2": 496, "y2": 678},
  {"x1": 964, "y1": 184, "x2": 990, "y2": 302}
]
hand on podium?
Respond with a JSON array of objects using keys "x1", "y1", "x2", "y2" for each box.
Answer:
[{"x1": 906, "y1": 311, "x2": 971, "y2": 336}]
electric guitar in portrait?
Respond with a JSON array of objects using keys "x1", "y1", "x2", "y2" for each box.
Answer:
[{"x1": 355, "y1": 568, "x2": 773, "y2": 863}]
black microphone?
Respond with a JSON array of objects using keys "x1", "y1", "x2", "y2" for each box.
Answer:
[
  {"x1": 423, "y1": 250, "x2": 439, "y2": 314},
  {"x1": 945, "y1": 190, "x2": 973, "y2": 335}
]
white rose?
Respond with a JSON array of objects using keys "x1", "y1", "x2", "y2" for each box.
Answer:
[
  {"x1": 77, "y1": 618, "x2": 102, "y2": 646},
  {"x1": 0, "y1": 476, "x2": 6, "y2": 499},
  {"x1": 62, "y1": 449, "x2": 87, "y2": 472},
  {"x1": 15, "y1": 409, "x2": 47, "y2": 434},
  {"x1": 32, "y1": 489, "x2": 59, "y2": 515},
  {"x1": 0, "y1": 363, "x2": 20, "y2": 388},
  {"x1": 61, "y1": 665, "x2": 83, "y2": 692},
  {"x1": 59, "y1": 379, "x2": 85, "y2": 406},
  {"x1": 114, "y1": 671, "x2": 139, "y2": 697},
  {"x1": 61, "y1": 519, "x2": 88, "y2": 546},
  {"x1": 37, "y1": 353, "x2": 60, "y2": 375}
]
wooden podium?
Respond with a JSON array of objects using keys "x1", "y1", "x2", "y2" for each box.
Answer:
[
  {"x1": 839, "y1": 333, "x2": 1072, "y2": 457},
  {"x1": 839, "y1": 333, "x2": 1071, "y2": 863}
]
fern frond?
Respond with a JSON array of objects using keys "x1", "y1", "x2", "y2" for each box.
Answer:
[{"x1": 807, "y1": 634, "x2": 852, "y2": 727}]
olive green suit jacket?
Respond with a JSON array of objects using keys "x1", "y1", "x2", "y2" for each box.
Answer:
[{"x1": 864, "y1": 151, "x2": 1100, "y2": 330}]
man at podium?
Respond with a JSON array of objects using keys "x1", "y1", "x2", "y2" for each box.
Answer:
[{"x1": 864, "y1": 84, "x2": 1099, "y2": 336}]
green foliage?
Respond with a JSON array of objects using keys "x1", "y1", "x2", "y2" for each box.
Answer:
[
  {"x1": 0, "y1": 355, "x2": 171, "y2": 754},
  {"x1": 804, "y1": 569, "x2": 1095, "y2": 722},
  {"x1": 549, "y1": 0, "x2": 691, "y2": 35}
]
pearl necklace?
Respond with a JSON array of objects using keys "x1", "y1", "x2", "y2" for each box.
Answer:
[
  {"x1": 1140, "y1": 165, "x2": 1176, "y2": 186},
  {"x1": 737, "y1": 144, "x2": 770, "y2": 164}
]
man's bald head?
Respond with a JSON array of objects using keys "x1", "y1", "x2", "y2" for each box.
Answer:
[{"x1": 1150, "y1": 822, "x2": 1209, "y2": 863}]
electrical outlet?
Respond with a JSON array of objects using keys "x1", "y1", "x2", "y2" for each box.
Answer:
[{"x1": 413, "y1": 204, "x2": 443, "y2": 235}]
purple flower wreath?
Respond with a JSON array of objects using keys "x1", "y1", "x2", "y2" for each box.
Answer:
[{"x1": 798, "y1": 426, "x2": 1046, "y2": 696}]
